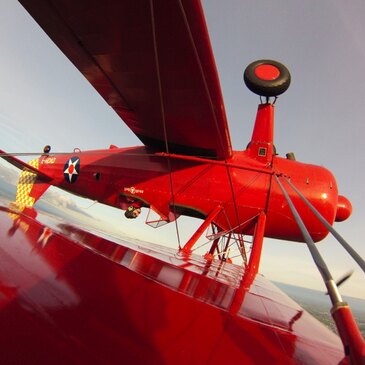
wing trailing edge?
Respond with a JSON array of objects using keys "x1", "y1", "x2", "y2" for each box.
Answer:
[{"x1": 19, "y1": 0, "x2": 233, "y2": 160}]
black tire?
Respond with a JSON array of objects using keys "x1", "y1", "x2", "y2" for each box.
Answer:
[{"x1": 243, "y1": 60, "x2": 291, "y2": 97}]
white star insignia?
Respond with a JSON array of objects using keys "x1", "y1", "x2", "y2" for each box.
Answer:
[{"x1": 64, "y1": 158, "x2": 79, "y2": 183}]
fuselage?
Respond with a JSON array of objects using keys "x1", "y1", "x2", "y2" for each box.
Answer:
[{"x1": 37, "y1": 145, "x2": 342, "y2": 243}]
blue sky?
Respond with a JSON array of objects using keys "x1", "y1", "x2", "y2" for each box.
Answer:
[{"x1": 0, "y1": 0, "x2": 364, "y2": 299}]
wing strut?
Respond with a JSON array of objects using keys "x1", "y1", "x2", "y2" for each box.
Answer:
[
  {"x1": 182, "y1": 205, "x2": 223, "y2": 252},
  {"x1": 275, "y1": 175, "x2": 365, "y2": 365},
  {"x1": 181, "y1": 207, "x2": 266, "y2": 271},
  {"x1": 247, "y1": 211, "x2": 266, "y2": 274},
  {"x1": 284, "y1": 177, "x2": 365, "y2": 274}
]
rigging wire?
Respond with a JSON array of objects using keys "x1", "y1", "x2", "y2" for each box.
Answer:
[
  {"x1": 0, "y1": 151, "x2": 275, "y2": 176},
  {"x1": 0, "y1": 151, "x2": 199, "y2": 158},
  {"x1": 179, "y1": 1, "x2": 241, "y2": 250},
  {"x1": 178, "y1": 0, "x2": 243, "y2": 243},
  {"x1": 150, "y1": 0, "x2": 181, "y2": 248}
]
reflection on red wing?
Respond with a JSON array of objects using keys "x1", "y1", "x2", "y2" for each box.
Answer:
[
  {"x1": 19, "y1": 0, "x2": 232, "y2": 160},
  {"x1": 0, "y1": 199, "x2": 344, "y2": 364}
]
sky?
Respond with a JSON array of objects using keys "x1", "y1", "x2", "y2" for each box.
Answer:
[{"x1": 0, "y1": 0, "x2": 364, "y2": 299}]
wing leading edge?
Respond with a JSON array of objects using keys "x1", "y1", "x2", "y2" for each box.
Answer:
[{"x1": 19, "y1": 0, "x2": 232, "y2": 160}]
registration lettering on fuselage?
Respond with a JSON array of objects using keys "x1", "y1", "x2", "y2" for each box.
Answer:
[{"x1": 41, "y1": 157, "x2": 56, "y2": 164}]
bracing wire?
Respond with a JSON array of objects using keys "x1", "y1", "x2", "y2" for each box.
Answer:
[
  {"x1": 150, "y1": 0, "x2": 181, "y2": 248},
  {"x1": 177, "y1": 0, "x2": 243, "y2": 238}
]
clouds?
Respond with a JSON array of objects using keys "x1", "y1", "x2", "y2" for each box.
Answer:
[
  {"x1": 40, "y1": 187, "x2": 95, "y2": 220},
  {"x1": 0, "y1": 160, "x2": 19, "y2": 185}
]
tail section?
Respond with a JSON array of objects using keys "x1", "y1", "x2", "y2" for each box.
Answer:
[
  {"x1": 1, "y1": 150, "x2": 52, "y2": 210},
  {"x1": 15, "y1": 158, "x2": 50, "y2": 209},
  {"x1": 0, "y1": 150, "x2": 52, "y2": 180}
]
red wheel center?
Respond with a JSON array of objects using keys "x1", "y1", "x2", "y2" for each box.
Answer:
[{"x1": 255, "y1": 64, "x2": 280, "y2": 80}]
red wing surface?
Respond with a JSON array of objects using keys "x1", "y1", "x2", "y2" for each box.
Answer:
[{"x1": 19, "y1": 0, "x2": 232, "y2": 159}]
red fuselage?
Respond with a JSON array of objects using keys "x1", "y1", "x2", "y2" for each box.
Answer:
[
  {"x1": 22, "y1": 103, "x2": 348, "y2": 244},
  {"x1": 37, "y1": 144, "x2": 340, "y2": 243}
]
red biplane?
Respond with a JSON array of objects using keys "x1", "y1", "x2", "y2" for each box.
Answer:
[{"x1": 0, "y1": 1, "x2": 364, "y2": 364}]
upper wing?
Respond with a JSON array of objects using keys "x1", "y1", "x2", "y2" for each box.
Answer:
[{"x1": 19, "y1": 0, "x2": 232, "y2": 160}]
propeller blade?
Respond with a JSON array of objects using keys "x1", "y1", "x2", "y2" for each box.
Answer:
[
  {"x1": 325, "y1": 270, "x2": 354, "y2": 295},
  {"x1": 336, "y1": 270, "x2": 354, "y2": 287}
]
